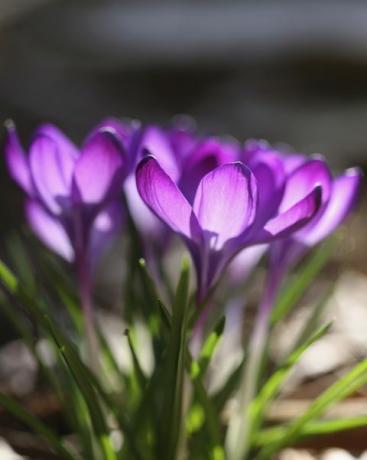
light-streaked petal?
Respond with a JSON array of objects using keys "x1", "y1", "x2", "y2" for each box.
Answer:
[
  {"x1": 139, "y1": 126, "x2": 180, "y2": 181},
  {"x1": 193, "y1": 162, "x2": 257, "y2": 249},
  {"x1": 136, "y1": 156, "x2": 200, "y2": 240},
  {"x1": 180, "y1": 139, "x2": 238, "y2": 203},
  {"x1": 124, "y1": 174, "x2": 162, "y2": 236},
  {"x1": 26, "y1": 200, "x2": 74, "y2": 262},
  {"x1": 280, "y1": 159, "x2": 332, "y2": 212},
  {"x1": 298, "y1": 168, "x2": 362, "y2": 246},
  {"x1": 29, "y1": 134, "x2": 75, "y2": 214},
  {"x1": 255, "y1": 187, "x2": 322, "y2": 243},
  {"x1": 4, "y1": 121, "x2": 33, "y2": 194},
  {"x1": 73, "y1": 129, "x2": 126, "y2": 205},
  {"x1": 248, "y1": 151, "x2": 286, "y2": 225}
]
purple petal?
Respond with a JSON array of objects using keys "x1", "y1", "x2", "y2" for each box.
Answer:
[
  {"x1": 247, "y1": 151, "x2": 286, "y2": 224},
  {"x1": 180, "y1": 139, "x2": 239, "y2": 203},
  {"x1": 124, "y1": 175, "x2": 163, "y2": 236},
  {"x1": 298, "y1": 168, "x2": 362, "y2": 246},
  {"x1": 193, "y1": 162, "x2": 257, "y2": 249},
  {"x1": 255, "y1": 187, "x2": 322, "y2": 243},
  {"x1": 29, "y1": 134, "x2": 76, "y2": 214},
  {"x1": 91, "y1": 117, "x2": 135, "y2": 145},
  {"x1": 139, "y1": 126, "x2": 180, "y2": 181},
  {"x1": 280, "y1": 159, "x2": 332, "y2": 213},
  {"x1": 73, "y1": 129, "x2": 126, "y2": 205},
  {"x1": 26, "y1": 200, "x2": 74, "y2": 261},
  {"x1": 35, "y1": 123, "x2": 79, "y2": 161},
  {"x1": 136, "y1": 156, "x2": 201, "y2": 240},
  {"x1": 169, "y1": 125, "x2": 197, "y2": 160},
  {"x1": 283, "y1": 154, "x2": 307, "y2": 174},
  {"x1": 89, "y1": 200, "x2": 124, "y2": 267},
  {"x1": 4, "y1": 121, "x2": 33, "y2": 194}
]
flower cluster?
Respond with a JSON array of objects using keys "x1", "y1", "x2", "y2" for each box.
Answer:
[
  {"x1": 3, "y1": 117, "x2": 362, "y2": 458},
  {"x1": 5, "y1": 119, "x2": 361, "y2": 305}
]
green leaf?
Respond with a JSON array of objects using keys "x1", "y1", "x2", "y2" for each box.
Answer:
[
  {"x1": 250, "y1": 322, "x2": 332, "y2": 439},
  {"x1": 46, "y1": 318, "x2": 117, "y2": 460},
  {"x1": 0, "y1": 393, "x2": 75, "y2": 460},
  {"x1": 125, "y1": 327, "x2": 147, "y2": 391},
  {"x1": 158, "y1": 258, "x2": 191, "y2": 460},
  {"x1": 190, "y1": 316, "x2": 225, "y2": 381},
  {"x1": 271, "y1": 241, "x2": 332, "y2": 325},
  {"x1": 0, "y1": 258, "x2": 18, "y2": 293},
  {"x1": 254, "y1": 415, "x2": 367, "y2": 447},
  {"x1": 257, "y1": 358, "x2": 367, "y2": 458}
]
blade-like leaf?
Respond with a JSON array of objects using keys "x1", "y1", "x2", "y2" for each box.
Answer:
[
  {"x1": 254, "y1": 415, "x2": 367, "y2": 447},
  {"x1": 190, "y1": 316, "x2": 226, "y2": 381},
  {"x1": 158, "y1": 258, "x2": 191, "y2": 460},
  {"x1": 250, "y1": 322, "x2": 332, "y2": 439},
  {"x1": 257, "y1": 358, "x2": 367, "y2": 458},
  {"x1": 271, "y1": 241, "x2": 332, "y2": 324}
]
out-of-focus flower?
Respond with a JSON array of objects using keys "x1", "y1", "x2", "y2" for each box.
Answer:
[
  {"x1": 5, "y1": 120, "x2": 131, "y2": 272},
  {"x1": 5, "y1": 119, "x2": 136, "y2": 371},
  {"x1": 243, "y1": 140, "x2": 362, "y2": 280},
  {"x1": 136, "y1": 155, "x2": 321, "y2": 300}
]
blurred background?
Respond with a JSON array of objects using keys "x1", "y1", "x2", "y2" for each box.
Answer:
[{"x1": 0, "y1": 2, "x2": 367, "y2": 458}]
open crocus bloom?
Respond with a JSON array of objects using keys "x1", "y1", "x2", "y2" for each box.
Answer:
[
  {"x1": 5, "y1": 121, "x2": 130, "y2": 272},
  {"x1": 136, "y1": 155, "x2": 322, "y2": 300},
  {"x1": 125, "y1": 123, "x2": 239, "y2": 241},
  {"x1": 243, "y1": 140, "x2": 362, "y2": 272}
]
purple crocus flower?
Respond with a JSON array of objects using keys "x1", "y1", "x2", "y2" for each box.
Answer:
[
  {"x1": 5, "y1": 121, "x2": 129, "y2": 271},
  {"x1": 243, "y1": 140, "x2": 362, "y2": 294},
  {"x1": 5, "y1": 120, "x2": 131, "y2": 370},
  {"x1": 125, "y1": 123, "x2": 239, "y2": 235},
  {"x1": 136, "y1": 155, "x2": 322, "y2": 301},
  {"x1": 226, "y1": 142, "x2": 361, "y2": 459}
]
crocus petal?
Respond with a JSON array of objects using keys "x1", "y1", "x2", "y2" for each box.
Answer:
[
  {"x1": 280, "y1": 159, "x2": 332, "y2": 212},
  {"x1": 139, "y1": 126, "x2": 180, "y2": 181},
  {"x1": 248, "y1": 152, "x2": 286, "y2": 225},
  {"x1": 29, "y1": 134, "x2": 75, "y2": 214},
  {"x1": 73, "y1": 129, "x2": 126, "y2": 205},
  {"x1": 35, "y1": 123, "x2": 79, "y2": 161},
  {"x1": 91, "y1": 117, "x2": 135, "y2": 145},
  {"x1": 180, "y1": 139, "x2": 239, "y2": 203},
  {"x1": 255, "y1": 187, "x2": 322, "y2": 243},
  {"x1": 4, "y1": 121, "x2": 33, "y2": 194},
  {"x1": 136, "y1": 155, "x2": 201, "y2": 240},
  {"x1": 26, "y1": 200, "x2": 74, "y2": 262},
  {"x1": 124, "y1": 174, "x2": 163, "y2": 236},
  {"x1": 89, "y1": 200, "x2": 124, "y2": 267},
  {"x1": 193, "y1": 162, "x2": 257, "y2": 249},
  {"x1": 297, "y1": 168, "x2": 362, "y2": 246}
]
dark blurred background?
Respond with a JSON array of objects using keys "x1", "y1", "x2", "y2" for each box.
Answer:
[{"x1": 0, "y1": 0, "x2": 366, "y2": 230}]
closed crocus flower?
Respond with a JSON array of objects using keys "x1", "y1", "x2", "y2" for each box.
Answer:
[
  {"x1": 5, "y1": 120, "x2": 131, "y2": 371},
  {"x1": 5, "y1": 121, "x2": 129, "y2": 270},
  {"x1": 136, "y1": 155, "x2": 321, "y2": 301}
]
